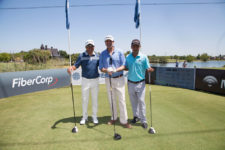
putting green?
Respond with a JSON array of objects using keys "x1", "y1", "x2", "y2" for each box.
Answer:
[{"x1": 0, "y1": 85, "x2": 225, "y2": 150}]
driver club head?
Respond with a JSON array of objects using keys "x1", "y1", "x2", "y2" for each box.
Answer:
[
  {"x1": 114, "y1": 133, "x2": 122, "y2": 140},
  {"x1": 72, "y1": 126, "x2": 78, "y2": 133},
  {"x1": 148, "y1": 127, "x2": 156, "y2": 134}
]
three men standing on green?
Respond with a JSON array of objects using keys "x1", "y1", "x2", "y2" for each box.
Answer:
[{"x1": 68, "y1": 36, "x2": 154, "y2": 129}]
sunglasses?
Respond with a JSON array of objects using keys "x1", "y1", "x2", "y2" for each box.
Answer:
[{"x1": 110, "y1": 57, "x2": 112, "y2": 65}]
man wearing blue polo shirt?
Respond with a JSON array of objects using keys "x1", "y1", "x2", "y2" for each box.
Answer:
[
  {"x1": 116, "y1": 39, "x2": 154, "y2": 129},
  {"x1": 99, "y1": 35, "x2": 131, "y2": 128},
  {"x1": 67, "y1": 40, "x2": 99, "y2": 125}
]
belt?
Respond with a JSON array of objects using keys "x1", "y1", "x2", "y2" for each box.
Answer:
[
  {"x1": 128, "y1": 79, "x2": 145, "y2": 84},
  {"x1": 112, "y1": 74, "x2": 123, "y2": 78}
]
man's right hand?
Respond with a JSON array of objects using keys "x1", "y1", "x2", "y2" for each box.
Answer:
[
  {"x1": 67, "y1": 66, "x2": 75, "y2": 74},
  {"x1": 107, "y1": 67, "x2": 116, "y2": 76}
]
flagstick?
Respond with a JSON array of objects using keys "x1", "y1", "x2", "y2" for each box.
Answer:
[
  {"x1": 139, "y1": 0, "x2": 142, "y2": 45},
  {"x1": 68, "y1": 30, "x2": 72, "y2": 67},
  {"x1": 68, "y1": 28, "x2": 77, "y2": 127}
]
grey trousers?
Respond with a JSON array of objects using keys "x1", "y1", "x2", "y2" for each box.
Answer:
[{"x1": 128, "y1": 81, "x2": 147, "y2": 123}]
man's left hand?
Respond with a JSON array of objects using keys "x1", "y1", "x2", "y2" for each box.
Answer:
[{"x1": 147, "y1": 67, "x2": 154, "y2": 72}]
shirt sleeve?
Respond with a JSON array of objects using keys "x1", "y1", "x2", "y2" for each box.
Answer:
[
  {"x1": 144, "y1": 55, "x2": 151, "y2": 69},
  {"x1": 99, "y1": 52, "x2": 104, "y2": 70},
  {"x1": 74, "y1": 54, "x2": 82, "y2": 68},
  {"x1": 125, "y1": 56, "x2": 129, "y2": 69},
  {"x1": 120, "y1": 51, "x2": 126, "y2": 66}
]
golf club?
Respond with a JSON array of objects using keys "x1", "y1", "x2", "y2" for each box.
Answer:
[
  {"x1": 70, "y1": 79, "x2": 78, "y2": 133},
  {"x1": 148, "y1": 72, "x2": 156, "y2": 134},
  {"x1": 109, "y1": 57, "x2": 121, "y2": 140},
  {"x1": 65, "y1": 0, "x2": 78, "y2": 133}
]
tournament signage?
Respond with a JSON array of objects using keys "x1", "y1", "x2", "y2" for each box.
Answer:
[
  {"x1": 195, "y1": 69, "x2": 225, "y2": 95},
  {"x1": 152, "y1": 67, "x2": 196, "y2": 90},
  {"x1": 71, "y1": 68, "x2": 128, "y2": 85},
  {"x1": 0, "y1": 69, "x2": 70, "y2": 99},
  {"x1": 145, "y1": 67, "x2": 157, "y2": 84},
  {"x1": 1, "y1": 67, "x2": 224, "y2": 99}
]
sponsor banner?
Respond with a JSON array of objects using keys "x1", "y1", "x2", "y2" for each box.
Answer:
[
  {"x1": 153, "y1": 67, "x2": 196, "y2": 89},
  {"x1": 0, "y1": 69, "x2": 70, "y2": 99},
  {"x1": 195, "y1": 69, "x2": 225, "y2": 95},
  {"x1": 0, "y1": 67, "x2": 129, "y2": 99}
]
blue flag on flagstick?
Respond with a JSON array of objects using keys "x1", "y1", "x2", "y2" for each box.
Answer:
[
  {"x1": 65, "y1": 0, "x2": 70, "y2": 30},
  {"x1": 134, "y1": 0, "x2": 140, "y2": 28}
]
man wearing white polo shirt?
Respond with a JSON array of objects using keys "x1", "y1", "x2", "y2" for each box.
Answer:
[
  {"x1": 68, "y1": 40, "x2": 99, "y2": 125},
  {"x1": 99, "y1": 35, "x2": 131, "y2": 128}
]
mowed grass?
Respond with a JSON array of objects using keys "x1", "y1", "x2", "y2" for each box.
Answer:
[{"x1": 0, "y1": 85, "x2": 225, "y2": 150}]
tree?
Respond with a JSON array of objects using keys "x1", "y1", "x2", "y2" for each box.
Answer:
[
  {"x1": 40, "y1": 44, "x2": 44, "y2": 50},
  {"x1": 200, "y1": 53, "x2": 209, "y2": 61},
  {"x1": 124, "y1": 51, "x2": 130, "y2": 57},
  {"x1": 159, "y1": 56, "x2": 168, "y2": 63},
  {"x1": 149, "y1": 55, "x2": 158, "y2": 63},
  {"x1": 44, "y1": 45, "x2": 48, "y2": 50},
  {"x1": 180, "y1": 55, "x2": 186, "y2": 60},
  {"x1": 0, "y1": 53, "x2": 11, "y2": 62},
  {"x1": 71, "y1": 53, "x2": 80, "y2": 64},
  {"x1": 59, "y1": 50, "x2": 69, "y2": 58},
  {"x1": 196, "y1": 54, "x2": 200, "y2": 60},
  {"x1": 186, "y1": 55, "x2": 195, "y2": 62},
  {"x1": 24, "y1": 49, "x2": 51, "y2": 64},
  {"x1": 174, "y1": 55, "x2": 179, "y2": 60},
  {"x1": 219, "y1": 54, "x2": 222, "y2": 60}
]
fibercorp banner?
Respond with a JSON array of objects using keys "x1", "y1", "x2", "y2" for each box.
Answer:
[
  {"x1": 0, "y1": 68, "x2": 128, "y2": 99},
  {"x1": 0, "y1": 69, "x2": 70, "y2": 99}
]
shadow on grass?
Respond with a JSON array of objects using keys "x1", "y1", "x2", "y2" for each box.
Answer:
[
  {"x1": 51, "y1": 116, "x2": 128, "y2": 130},
  {"x1": 51, "y1": 116, "x2": 116, "y2": 129},
  {"x1": 127, "y1": 118, "x2": 142, "y2": 127},
  {"x1": 51, "y1": 116, "x2": 130, "y2": 136}
]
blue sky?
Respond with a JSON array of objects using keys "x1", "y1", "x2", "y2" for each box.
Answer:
[{"x1": 0, "y1": 0, "x2": 225, "y2": 56}]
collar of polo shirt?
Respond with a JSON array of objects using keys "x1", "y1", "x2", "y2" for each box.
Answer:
[
  {"x1": 107, "y1": 48, "x2": 117, "y2": 55},
  {"x1": 85, "y1": 51, "x2": 96, "y2": 56},
  {"x1": 132, "y1": 51, "x2": 142, "y2": 58}
]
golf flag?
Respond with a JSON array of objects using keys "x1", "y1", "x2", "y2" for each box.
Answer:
[
  {"x1": 65, "y1": 0, "x2": 70, "y2": 30},
  {"x1": 134, "y1": 0, "x2": 140, "y2": 28}
]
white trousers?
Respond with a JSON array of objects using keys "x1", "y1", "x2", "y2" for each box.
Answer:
[
  {"x1": 105, "y1": 77, "x2": 128, "y2": 124},
  {"x1": 81, "y1": 77, "x2": 99, "y2": 120}
]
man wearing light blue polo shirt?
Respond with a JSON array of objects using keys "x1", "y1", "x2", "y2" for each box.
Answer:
[
  {"x1": 116, "y1": 39, "x2": 154, "y2": 129},
  {"x1": 99, "y1": 35, "x2": 131, "y2": 128},
  {"x1": 67, "y1": 40, "x2": 99, "y2": 125}
]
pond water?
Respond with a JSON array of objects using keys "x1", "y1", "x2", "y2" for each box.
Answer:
[{"x1": 151, "y1": 61, "x2": 225, "y2": 68}]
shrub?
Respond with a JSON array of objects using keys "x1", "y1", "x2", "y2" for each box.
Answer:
[
  {"x1": 200, "y1": 53, "x2": 209, "y2": 62},
  {"x1": 186, "y1": 55, "x2": 195, "y2": 62},
  {"x1": 24, "y1": 49, "x2": 51, "y2": 64},
  {"x1": 0, "y1": 53, "x2": 11, "y2": 62}
]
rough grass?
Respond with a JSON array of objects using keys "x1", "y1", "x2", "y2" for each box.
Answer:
[
  {"x1": 0, "y1": 85, "x2": 225, "y2": 150},
  {"x1": 0, "y1": 59, "x2": 69, "y2": 72}
]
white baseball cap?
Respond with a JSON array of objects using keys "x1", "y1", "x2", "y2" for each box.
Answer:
[
  {"x1": 105, "y1": 35, "x2": 114, "y2": 41},
  {"x1": 85, "y1": 40, "x2": 95, "y2": 47}
]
